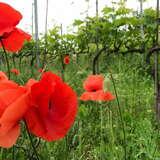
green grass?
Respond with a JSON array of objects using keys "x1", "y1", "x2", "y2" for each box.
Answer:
[{"x1": 1, "y1": 53, "x2": 160, "y2": 160}]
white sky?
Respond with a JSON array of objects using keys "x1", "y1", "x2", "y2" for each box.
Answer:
[{"x1": 0, "y1": 0, "x2": 156, "y2": 34}]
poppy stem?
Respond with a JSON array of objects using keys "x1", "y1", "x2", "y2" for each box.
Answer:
[
  {"x1": 12, "y1": 146, "x2": 15, "y2": 160},
  {"x1": 0, "y1": 39, "x2": 10, "y2": 79},
  {"x1": 60, "y1": 54, "x2": 65, "y2": 81},
  {"x1": 109, "y1": 70, "x2": 127, "y2": 160},
  {"x1": 0, "y1": 148, "x2": 3, "y2": 160},
  {"x1": 100, "y1": 103, "x2": 103, "y2": 159},
  {"x1": 24, "y1": 122, "x2": 40, "y2": 160}
]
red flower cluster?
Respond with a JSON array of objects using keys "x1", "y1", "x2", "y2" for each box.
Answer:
[
  {"x1": 0, "y1": 2, "x2": 77, "y2": 149},
  {"x1": 63, "y1": 55, "x2": 70, "y2": 65},
  {"x1": 0, "y1": 2, "x2": 31, "y2": 52},
  {"x1": 80, "y1": 75, "x2": 115, "y2": 101},
  {"x1": 10, "y1": 68, "x2": 20, "y2": 75},
  {"x1": 0, "y1": 72, "x2": 77, "y2": 148}
]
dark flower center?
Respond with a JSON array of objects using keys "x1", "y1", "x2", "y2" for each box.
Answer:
[
  {"x1": 91, "y1": 89, "x2": 97, "y2": 92},
  {"x1": 48, "y1": 100, "x2": 52, "y2": 110}
]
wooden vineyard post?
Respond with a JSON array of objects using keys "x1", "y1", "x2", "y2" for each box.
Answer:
[
  {"x1": 96, "y1": 0, "x2": 98, "y2": 17},
  {"x1": 32, "y1": 3, "x2": 34, "y2": 36},
  {"x1": 155, "y1": 0, "x2": 160, "y2": 120},
  {"x1": 92, "y1": 0, "x2": 99, "y2": 75},
  {"x1": 43, "y1": 0, "x2": 49, "y2": 67},
  {"x1": 34, "y1": 0, "x2": 40, "y2": 67}
]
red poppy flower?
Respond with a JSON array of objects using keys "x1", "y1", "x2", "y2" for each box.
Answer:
[
  {"x1": 80, "y1": 75, "x2": 115, "y2": 101},
  {"x1": 10, "y1": 68, "x2": 20, "y2": 75},
  {"x1": 63, "y1": 55, "x2": 70, "y2": 65},
  {"x1": 0, "y1": 79, "x2": 30, "y2": 148},
  {"x1": 24, "y1": 72, "x2": 77, "y2": 141},
  {"x1": 0, "y1": 2, "x2": 22, "y2": 36},
  {"x1": 0, "y1": 2, "x2": 31, "y2": 52},
  {"x1": 83, "y1": 75, "x2": 104, "y2": 92}
]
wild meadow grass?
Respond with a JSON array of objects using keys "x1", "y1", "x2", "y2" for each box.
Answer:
[{"x1": 0, "y1": 53, "x2": 159, "y2": 160}]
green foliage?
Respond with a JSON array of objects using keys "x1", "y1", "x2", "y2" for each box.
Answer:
[{"x1": 0, "y1": 1, "x2": 159, "y2": 159}]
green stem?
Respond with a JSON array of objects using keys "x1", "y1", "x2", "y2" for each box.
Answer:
[
  {"x1": 24, "y1": 122, "x2": 40, "y2": 160},
  {"x1": 79, "y1": 120, "x2": 82, "y2": 155},
  {"x1": 0, "y1": 39, "x2": 10, "y2": 79},
  {"x1": 60, "y1": 54, "x2": 65, "y2": 81},
  {"x1": 109, "y1": 70, "x2": 127, "y2": 160},
  {"x1": 0, "y1": 148, "x2": 3, "y2": 160},
  {"x1": 100, "y1": 103, "x2": 103, "y2": 160},
  {"x1": 12, "y1": 146, "x2": 15, "y2": 160},
  {"x1": 108, "y1": 104, "x2": 118, "y2": 158}
]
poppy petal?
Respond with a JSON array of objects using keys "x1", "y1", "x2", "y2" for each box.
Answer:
[
  {"x1": 0, "y1": 80, "x2": 18, "y2": 92},
  {"x1": 1, "y1": 28, "x2": 31, "y2": 52},
  {"x1": 0, "y1": 87, "x2": 29, "y2": 134},
  {"x1": 0, "y1": 2, "x2": 22, "y2": 36},
  {"x1": 80, "y1": 91, "x2": 99, "y2": 101},
  {"x1": 26, "y1": 79, "x2": 37, "y2": 89},
  {"x1": 83, "y1": 75, "x2": 104, "y2": 92},
  {"x1": 0, "y1": 124, "x2": 20, "y2": 148},
  {"x1": 0, "y1": 89, "x2": 24, "y2": 117},
  {"x1": 30, "y1": 75, "x2": 55, "y2": 117},
  {"x1": 80, "y1": 90, "x2": 115, "y2": 101},
  {"x1": 98, "y1": 90, "x2": 115, "y2": 101},
  {"x1": 45, "y1": 82, "x2": 77, "y2": 141},
  {"x1": 0, "y1": 79, "x2": 29, "y2": 148}
]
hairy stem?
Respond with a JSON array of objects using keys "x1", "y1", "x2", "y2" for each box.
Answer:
[
  {"x1": 0, "y1": 39, "x2": 10, "y2": 79},
  {"x1": 109, "y1": 70, "x2": 127, "y2": 160},
  {"x1": 25, "y1": 121, "x2": 40, "y2": 160}
]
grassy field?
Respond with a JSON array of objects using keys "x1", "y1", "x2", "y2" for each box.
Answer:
[{"x1": 1, "y1": 53, "x2": 159, "y2": 160}]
